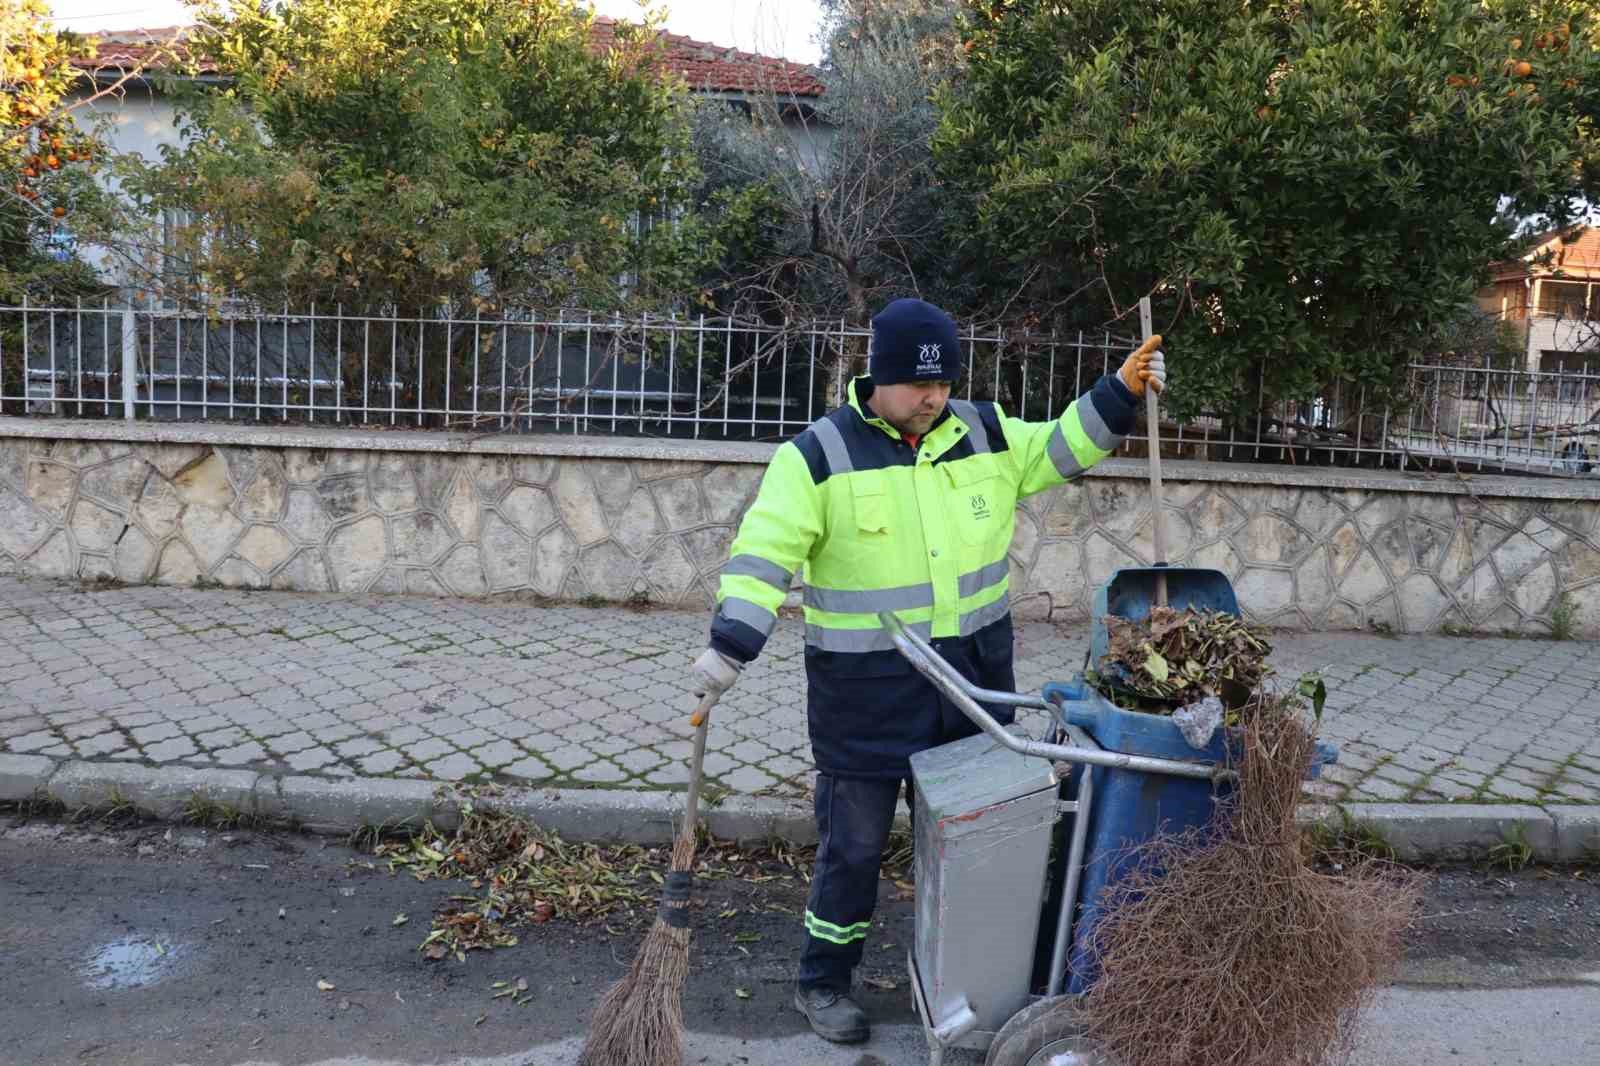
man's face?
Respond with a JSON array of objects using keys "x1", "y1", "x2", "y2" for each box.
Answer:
[{"x1": 870, "y1": 380, "x2": 952, "y2": 437}]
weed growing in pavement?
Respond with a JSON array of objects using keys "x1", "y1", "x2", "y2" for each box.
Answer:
[
  {"x1": 1, "y1": 789, "x2": 67, "y2": 821},
  {"x1": 71, "y1": 786, "x2": 140, "y2": 826},
  {"x1": 1547, "y1": 593, "x2": 1581, "y2": 641},
  {"x1": 180, "y1": 792, "x2": 260, "y2": 830},
  {"x1": 1303, "y1": 813, "x2": 1398, "y2": 866},
  {"x1": 1486, "y1": 826, "x2": 1534, "y2": 873},
  {"x1": 346, "y1": 818, "x2": 416, "y2": 851}
]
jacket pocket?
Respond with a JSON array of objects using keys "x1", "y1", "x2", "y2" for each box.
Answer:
[
  {"x1": 851, "y1": 470, "x2": 890, "y2": 534},
  {"x1": 944, "y1": 454, "x2": 1004, "y2": 546}
]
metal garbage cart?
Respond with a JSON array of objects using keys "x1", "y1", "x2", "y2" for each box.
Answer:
[{"x1": 879, "y1": 567, "x2": 1336, "y2": 1066}]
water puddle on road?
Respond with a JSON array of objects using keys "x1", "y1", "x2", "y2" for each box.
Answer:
[{"x1": 80, "y1": 936, "x2": 191, "y2": 990}]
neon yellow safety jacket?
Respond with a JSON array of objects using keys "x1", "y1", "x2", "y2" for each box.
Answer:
[{"x1": 710, "y1": 373, "x2": 1139, "y2": 777}]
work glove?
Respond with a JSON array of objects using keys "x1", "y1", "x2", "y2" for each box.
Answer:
[
  {"x1": 690, "y1": 647, "x2": 743, "y2": 699},
  {"x1": 1118, "y1": 335, "x2": 1167, "y2": 397}
]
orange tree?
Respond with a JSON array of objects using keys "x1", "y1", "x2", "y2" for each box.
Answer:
[
  {"x1": 1, "y1": 0, "x2": 125, "y2": 300},
  {"x1": 123, "y1": 0, "x2": 721, "y2": 313},
  {"x1": 936, "y1": 0, "x2": 1600, "y2": 421}
]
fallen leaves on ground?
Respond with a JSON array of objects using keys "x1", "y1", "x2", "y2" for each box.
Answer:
[{"x1": 361, "y1": 786, "x2": 828, "y2": 962}]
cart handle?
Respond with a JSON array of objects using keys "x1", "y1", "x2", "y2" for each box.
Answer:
[{"x1": 879, "y1": 610, "x2": 1226, "y2": 782}]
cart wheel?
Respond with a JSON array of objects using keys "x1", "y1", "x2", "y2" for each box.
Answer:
[{"x1": 984, "y1": 996, "x2": 1101, "y2": 1066}]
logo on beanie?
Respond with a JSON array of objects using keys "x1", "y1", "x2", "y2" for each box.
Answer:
[{"x1": 916, "y1": 343, "x2": 943, "y2": 375}]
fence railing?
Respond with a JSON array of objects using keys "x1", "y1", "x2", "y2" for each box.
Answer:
[{"x1": 3, "y1": 301, "x2": 1598, "y2": 476}]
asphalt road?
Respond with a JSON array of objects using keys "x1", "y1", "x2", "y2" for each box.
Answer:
[{"x1": 2, "y1": 817, "x2": 1597, "y2": 1066}]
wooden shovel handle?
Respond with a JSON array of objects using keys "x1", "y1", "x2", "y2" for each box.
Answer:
[{"x1": 1139, "y1": 297, "x2": 1169, "y2": 607}]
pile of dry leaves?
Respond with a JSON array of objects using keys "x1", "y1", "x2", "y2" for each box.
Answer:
[
  {"x1": 1088, "y1": 605, "x2": 1274, "y2": 714},
  {"x1": 363, "y1": 788, "x2": 824, "y2": 963},
  {"x1": 374, "y1": 801, "x2": 656, "y2": 961}
]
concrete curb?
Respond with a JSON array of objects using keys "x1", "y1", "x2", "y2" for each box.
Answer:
[
  {"x1": 2, "y1": 757, "x2": 1595, "y2": 861},
  {"x1": 0, "y1": 757, "x2": 815, "y2": 846}
]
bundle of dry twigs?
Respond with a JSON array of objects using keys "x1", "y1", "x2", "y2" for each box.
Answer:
[{"x1": 1081, "y1": 692, "x2": 1422, "y2": 1066}]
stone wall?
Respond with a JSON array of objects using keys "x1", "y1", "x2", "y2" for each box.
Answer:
[{"x1": 3, "y1": 419, "x2": 1598, "y2": 637}]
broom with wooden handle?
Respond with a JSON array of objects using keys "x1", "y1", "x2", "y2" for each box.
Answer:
[{"x1": 578, "y1": 689, "x2": 718, "y2": 1066}]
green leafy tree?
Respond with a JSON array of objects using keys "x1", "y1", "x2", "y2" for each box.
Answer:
[
  {"x1": 937, "y1": 0, "x2": 1600, "y2": 423},
  {"x1": 125, "y1": 0, "x2": 717, "y2": 313}
]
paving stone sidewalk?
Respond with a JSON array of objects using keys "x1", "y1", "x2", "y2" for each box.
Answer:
[{"x1": 2, "y1": 575, "x2": 1598, "y2": 805}]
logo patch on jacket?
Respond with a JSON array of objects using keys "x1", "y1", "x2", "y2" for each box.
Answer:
[{"x1": 970, "y1": 494, "x2": 991, "y2": 521}]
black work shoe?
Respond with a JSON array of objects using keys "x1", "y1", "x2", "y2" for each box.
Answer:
[{"x1": 794, "y1": 986, "x2": 869, "y2": 1044}]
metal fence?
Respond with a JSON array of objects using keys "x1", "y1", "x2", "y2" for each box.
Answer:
[{"x1": 3, "y1": 301, "x2": 1598, "y2": 476}]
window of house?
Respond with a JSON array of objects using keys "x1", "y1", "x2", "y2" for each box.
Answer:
[
  {"x1": 1536, "y1": 279, "x2": 1589, "y2": 319},
  {"x1": 160, "y1": 207, "x2": 197, "y2": 305}
]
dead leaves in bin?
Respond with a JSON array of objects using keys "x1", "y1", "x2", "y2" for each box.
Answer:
[{"x1": 1091, "y1": 606, "x2": 1272, "y2": 714}]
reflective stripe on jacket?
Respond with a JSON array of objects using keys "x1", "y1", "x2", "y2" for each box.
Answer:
[{"x1": 709, "y1": 372, "x2": 1138, "y2": 776}]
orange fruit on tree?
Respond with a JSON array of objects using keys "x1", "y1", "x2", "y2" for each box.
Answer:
[
  {"x1": 1515, "y1": 60, "x2": 1533, "y2": 77},
  {"x1": 52, "y1": 206, "x2": 65, "y2": 218}
]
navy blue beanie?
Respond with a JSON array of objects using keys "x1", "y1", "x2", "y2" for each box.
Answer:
[{"x1": 869, "y1": 298, "x2": 961, "y2": 385}]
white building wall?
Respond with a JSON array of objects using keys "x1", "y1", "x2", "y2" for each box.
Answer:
[
  {"x1": 73, "y1": 82, "x2": 188, "y2": 162},
  {"x1": 64, "y1": 82, "x2": 190, "y2": 288},
  {"x1": 1525, "y1": 314, "x2": 1598, "y2": 370}
]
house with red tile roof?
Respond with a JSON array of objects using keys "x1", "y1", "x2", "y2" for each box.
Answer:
[
  {"x1": 61, "y1": 20, "x2": 825, "y2": 288},
  {"x1": 67, "y1": 20, "x2": 824, "y2": 154},
  {"x1": 70, "y1": 19, "x2": 825, "y2": 97},
  {"x1": 1478, "y1": 227, "x2": 1600, "y2": 370}
]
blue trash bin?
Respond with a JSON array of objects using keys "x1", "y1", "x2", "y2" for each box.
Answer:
[{"x1": 1042, "y1": 566, "x2": 1336, "y2": 995}]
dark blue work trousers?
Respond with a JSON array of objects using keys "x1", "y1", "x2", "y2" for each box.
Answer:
[
  {"x1": 797, "y1": 773, "x2": 913, "y2": 992},
  {"x1": 796, "y1": 624, "x2": 1018, "y2": 992}
]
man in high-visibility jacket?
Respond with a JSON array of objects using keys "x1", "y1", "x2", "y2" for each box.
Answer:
[{"x1": 689, "y1": 297, "x2": 1165, "y2": 1044}]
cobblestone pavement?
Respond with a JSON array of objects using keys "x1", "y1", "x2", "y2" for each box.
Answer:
[{"x1": 2, "y1": 576, "x2": 1598, "y2": 804}]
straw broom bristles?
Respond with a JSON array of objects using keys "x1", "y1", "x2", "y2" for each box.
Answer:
[
  {"x1": 577, "y1": 833, "x2": 698, "y2": 1066},
  {"x1": 580, "y1": 689, "x2": 717, "y2": 1066}
]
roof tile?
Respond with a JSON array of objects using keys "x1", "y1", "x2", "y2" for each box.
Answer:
[{"x1": 70, "y1": 17, "x2": 823, "y2": 96}]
